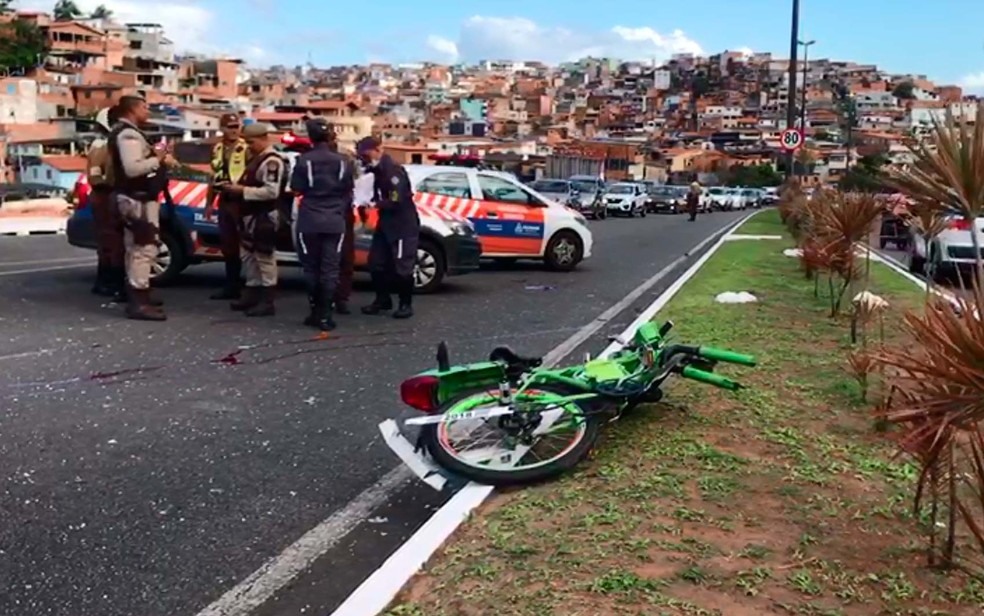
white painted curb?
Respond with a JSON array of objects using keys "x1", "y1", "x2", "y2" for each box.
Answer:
[{"x1": 329, "y1": 210, "x2": 765, "y2": 616}]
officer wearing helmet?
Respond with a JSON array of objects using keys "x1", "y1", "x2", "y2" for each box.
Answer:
[
  {"x1": 289, "y1": 117, "x2": 355, "y2": 331},
  {"x1": 87, "y1": 105, "x2": 126, "y2": 301}
]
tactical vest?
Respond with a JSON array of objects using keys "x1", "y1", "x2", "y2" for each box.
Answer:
[
  {"x1": 107, "y1": 122, "x2": 160, "y2": 199},
  {"x1": 240, "y1": 151, "x2": 286, "y2": 216},
  {"x1": 211, "y1": 139, "x2": 248, "y2": 183}
]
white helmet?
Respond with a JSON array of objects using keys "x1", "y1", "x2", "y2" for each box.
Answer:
[{"x1": 95, "y1": 107, "x2": 112, "y2": 131}]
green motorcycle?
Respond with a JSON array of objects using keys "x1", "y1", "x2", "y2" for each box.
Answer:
[{"x1": 396, "y1": 320, "x2": 756, "y2": 486}]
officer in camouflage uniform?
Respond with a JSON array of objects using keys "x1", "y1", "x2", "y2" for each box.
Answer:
[
  {"x1": 108, "y1": 94, "x2": 177, "y2": 321},
  {"x1": 218, "y1": 122, "x2": 285, "y2": 317}
]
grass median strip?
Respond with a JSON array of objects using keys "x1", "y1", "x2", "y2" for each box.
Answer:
[{"x1": 384, "y1": 210, "x2": 984, "y2": 616}]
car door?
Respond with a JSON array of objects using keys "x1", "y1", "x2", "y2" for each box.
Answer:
[{"x1": 473, "y1": 173, "x2": 546, "y2": 256}]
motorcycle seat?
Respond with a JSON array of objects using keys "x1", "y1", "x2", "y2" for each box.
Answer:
[{"x1": 489, "y1": 346, "x2": 542, "y2": 369}]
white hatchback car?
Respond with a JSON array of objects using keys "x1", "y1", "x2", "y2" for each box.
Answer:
[
  {"x1": 907, "y1": 208, "x2": 984, "y2": 280},
  {"x1": 406, "y1": 165, "x2": 594, "y2": 270},
  {"x1": 602, "y1": 183, "x2": 648, "y2": 217}
]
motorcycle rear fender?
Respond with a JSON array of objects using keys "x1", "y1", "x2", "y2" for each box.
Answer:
[{"x1": 415, "y1": 361, "x2": 508, "y2": 405}]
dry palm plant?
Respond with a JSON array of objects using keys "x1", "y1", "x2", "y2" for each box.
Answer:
[
  {"x1": 846, "y1": 349, "x2": 876, "y2": 403},
  {"x1": 816, "y1": 192, "x2": 883, "y2": 317},
  {"x1": 886, "y1": 102, "x2": 984, "y2": 288},
  {"x1": 872, "y1": 282, "x2": 984, "y2": 568},
  {"x1": 906, "y1": 202, "x2": 952, "y2": 302}
]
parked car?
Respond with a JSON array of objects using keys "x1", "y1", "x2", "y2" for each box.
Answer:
[
  {"x1": 906, "y1": 208, "x2": 984, "y2": 280},
  {"x1": 741, "y1": 188, "x2": 762, "y2": 209},
  {"x1": 762, "y1": 186, "x2": 780, "y2": 206},
  {"x1": 706, "y1": 187, "x2": 731, "y2": 211},
  {"x1": 645, "y1": 185, "x2": 688, "y2": 214},
  {"x1": 528, "y1": 178, "x2": 605, "y2": 220},
  {"x1": 602, "y1": 183, "x2": 648, "y2": 217}
]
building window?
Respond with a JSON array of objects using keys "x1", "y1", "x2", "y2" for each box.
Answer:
[
  {"x1": 411, "y1": 154, "x2": 423, "y2": 164},
  {"x1": 46, "y1": 169, "x2": 53, "y2": 179},
  {"x1": 416, "y1": 172, "x2": 471, "y2": 198}
]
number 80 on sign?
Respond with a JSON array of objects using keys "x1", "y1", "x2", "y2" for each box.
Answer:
[{"x1": 780, "y1": 128, "x2": 803, "y2": 152}]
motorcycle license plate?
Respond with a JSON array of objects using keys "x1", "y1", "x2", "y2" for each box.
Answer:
[{"x1": 404, "y1": 405, "x2": 514, "y2": 426}]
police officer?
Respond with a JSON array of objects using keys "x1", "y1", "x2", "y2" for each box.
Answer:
[
  {"x1": 206, "y1": 113, "x2": 248, "y2": 300},
  {"x1": 686, "y1": 181, "x2": 701, "y2": 222},
  {"x1": 290, "y1": 117, "x2": 355, "y2": 331},
  {"x1": 355, "y1": 137, "x2": 420, "y2": 319},
  {"x1": 329, "y1": 136, "x2": 358, "y2": 316},
  {"x1": 108, "y1": 94, "x2": 177, "y2": 321},
  {"x1": 219, "y1": 122, "x2": 285, "y2": 317},
  {"x1": 87, "y1": 104, "x2": 125, "y2": 302}
]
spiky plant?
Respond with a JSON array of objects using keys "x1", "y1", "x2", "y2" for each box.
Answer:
[
  {"x1": 816, "y1": 192, "x2": 883, "y2": 317},
  {"x1": 886, "y1": 102, "x2": 984, "y2": 288}
]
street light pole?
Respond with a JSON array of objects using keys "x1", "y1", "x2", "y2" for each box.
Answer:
[
  {"x1": 784, "y1": 0, "x2": 800, "y2": 181},
  {"x1": 797, "y1": 39, "x2": 815, "y2": 177}
]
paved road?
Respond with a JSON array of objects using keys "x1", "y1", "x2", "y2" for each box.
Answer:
[{"x1": 0, "y1": 210, "x2": 747, "y2": 616}]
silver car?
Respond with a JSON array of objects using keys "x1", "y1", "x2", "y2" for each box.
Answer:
[{"x1": 907, "y1": 208, "x2": 984, "y2": 279}]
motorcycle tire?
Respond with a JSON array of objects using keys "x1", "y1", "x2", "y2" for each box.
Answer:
[{"x1": 419, "y1": 383, "x2": 602, "y2": 487}]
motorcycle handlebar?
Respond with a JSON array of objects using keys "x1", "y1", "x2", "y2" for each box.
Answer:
[
  {"x1": 681, "y1": 366, "x2": 741, "y2": 390},
  {"x1": 698, "y1": 346, "x2": 757, "y2": 367}
]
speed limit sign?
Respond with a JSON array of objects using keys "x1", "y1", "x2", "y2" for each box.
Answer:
[{"x1": 780, "y1": 128, "x2": 803, "y2": 151}]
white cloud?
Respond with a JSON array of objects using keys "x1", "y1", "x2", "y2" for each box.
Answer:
[
  {"x1": 960, "y1": 72, "x2": 984, "y2": 94},
  {"x1": 23, "y1": 0, "x2": 270, "y2": 63},
  {"x1": 426, "y1": 35, "x2": 459, "y2": 63},
  {"x1": 735, "y1": 46, "x2": 754, "y2": 57},
  {"x1": 426, "y1": 16, "x2": 703, "y2": 64}
]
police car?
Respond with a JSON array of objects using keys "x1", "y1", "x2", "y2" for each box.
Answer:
[
  {"x1": 66, "y1": 149, "x2": 483, "y2": 293},
  {"x1": 406, "y1": 165, "x2": 593, "y2": 270}
]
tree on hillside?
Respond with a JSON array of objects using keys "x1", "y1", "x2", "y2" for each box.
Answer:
[
  {"x1": 90, "y1": 4, "x2": 112, "y2": 19},
  {"x1": 0, "y1": 18, "x2": 48, "y2": 72},
  {"x1": 892, "y1": 81, "x2": 915, "y2": 100},
  {"x1": 724, "y1": 163, "x2": 783, "y2": 188},
  {"x1": 838, "y1": 153, "x2": 889, "y2": 193},
  {"x1": 53, "y1": 0, "x2": 82, "y2": 21}
]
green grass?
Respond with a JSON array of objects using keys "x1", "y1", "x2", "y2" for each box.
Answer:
[
  {"x1": 730, "y1": 208, "x2": 787, "y2": 237},
  {"x1": 383, "y1": 227, "x2": 979, "y2": 616}
]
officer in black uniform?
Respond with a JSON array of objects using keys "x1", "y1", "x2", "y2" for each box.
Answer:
[
  {"x1": 290, "y1": 117, "x2": 355, "y2": 331},
  {"x1": 355, "y1": 136, "x2": 420, "y2": 319}
]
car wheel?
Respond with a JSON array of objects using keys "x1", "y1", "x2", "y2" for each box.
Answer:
[
  {"x1": 879, "y1": 238, "x2": 889, "y2": 249},
  {"x1": 149, "y1": 230, "x2": 187, "y2": 286},
  {"x1": 544, "y1": 231, "x2": 583, "y2": 272},
  {"x1": 414, "y1": 238, "x2": 446, "y2": 294}
]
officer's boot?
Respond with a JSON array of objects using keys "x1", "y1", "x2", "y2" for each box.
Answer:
[
  {"x1": 303, "y1": 284, "x2": 321, "y2": 327},
  {"x1": 245, "y1": 287, "x2": 276, "y2": 317},
  {"x1": 392, "y1": 276, "x2": 414, "y2": 319},
  {"x1": 146, "y1": 288, "x2": 164, "y2": 307},
  {"x1": 108, "y1": 267, "x2": 128, "y2": 303},
  {"x1": 211, "y1": 259, "x2": 242, "y2": 300},
  {"x1": 361, "y1": 273, "x2": 394, "y2": 315},
  {"x1": 92, "y1": 263, "x2": 113, "y2": 296},
  {"x1": 231, "y1": 286, "x2": 261, "y2": 311},
  {"x1": 317, "y1": 287, "x2": 336, "y2": 331},
  {"x1": 126, "y1": 287, "x2": 167, "y2": 321}
]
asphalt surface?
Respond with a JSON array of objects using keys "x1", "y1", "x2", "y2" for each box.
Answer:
[{"x1": 0, "y1": 210, "x2": 747, "y2": 616}]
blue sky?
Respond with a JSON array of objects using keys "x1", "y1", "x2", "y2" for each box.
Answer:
[{"x1": 30, "y1": 0, "x2": 984, "y2": 92}]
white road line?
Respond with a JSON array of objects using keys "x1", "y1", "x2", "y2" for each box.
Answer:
[
  {"x1": 0, "y1": 349, "x2": 54, "y2": 362},
  {"x1": 328, "y1": 212, "x2": 759, "y2": 616},
  {"x1": 194, "y1": 466, "x2": 413, "y2": 616},
  {"x1": 194, "y1": 214, "x2": 751, "y2": 616},
  {"x1": 0, "y1": 257, "x2": 95, "y2": 267},
  {"x1": 0, "y1": 263, "x2": 94, "y2": 277}
]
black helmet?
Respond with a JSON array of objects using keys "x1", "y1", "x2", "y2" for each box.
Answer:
[{"x1": 305, "y1": 117, "x2": 334, "y2": 143}]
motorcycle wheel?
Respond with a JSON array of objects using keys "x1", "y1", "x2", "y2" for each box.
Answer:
[{"x1": 419, "y1": 384, "x2": 601, "y2": 486}]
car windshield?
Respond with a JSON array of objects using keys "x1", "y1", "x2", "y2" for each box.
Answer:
[
  {"x1": 608, "y1": 185, "x2": 635, "y2": 194},
  {"x1": 708, "y1": 188, "x2": 726, "y2": 195},
  {"x1": 742, "y1": 189, "x2": 757, "y2": 196},
  {"x1": 531, "y1": 180, "x2": 569, "y2": 193},
  {"x1": 571, "y1": 181, "x2": 598, "y2": 193},
  {"x1": 651, "y1": 186, "x2": 675, "y2": 196}
]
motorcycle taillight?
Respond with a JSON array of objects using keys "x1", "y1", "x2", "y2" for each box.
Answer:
[{"x1": 400, "y1": 375, "x2": 440, "y2": 413}]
